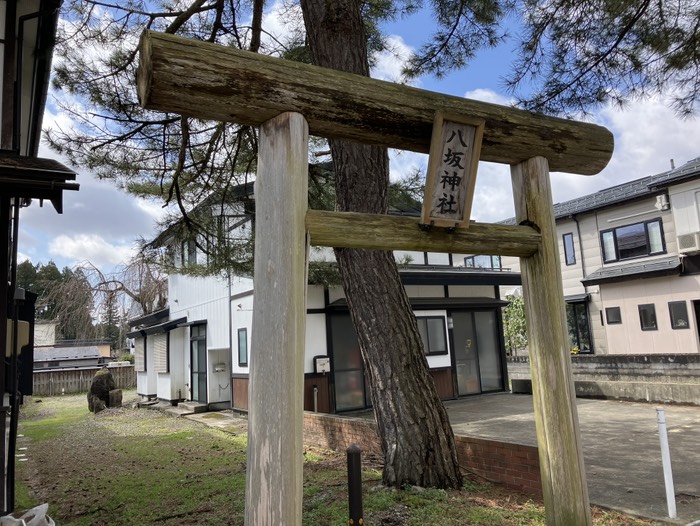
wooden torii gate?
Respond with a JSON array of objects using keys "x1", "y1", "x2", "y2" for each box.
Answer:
[{"x1": 137, "y1": 31, "x2": 614, "y2": 526}]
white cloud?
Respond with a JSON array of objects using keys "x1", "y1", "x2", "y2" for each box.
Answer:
[
  {"x1": 260, "y1": 1, "x2": 304, "y2": 53},
  {"x1": 464, "y1": 89, "x2": 513, "y2": 106},
  {"x1": 48, "y1": 234, "x2": 135, "y2": 268},
  {"x1": 595, "y1": 96, "x2": 699, "y2": 182},
  {"x1": 389, "y1": 149, "x2": 427, "y2": 180},
  {"x1": 470, "y1": 162, "x2": 513, "y2": 223},
  {"x1": 371, "y1": 35, "x2": 415, "y2": 84}
]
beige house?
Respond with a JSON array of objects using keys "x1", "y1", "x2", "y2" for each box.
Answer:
[{"x1": 503, "y1": 156, "x2": 700, "y2": 356}]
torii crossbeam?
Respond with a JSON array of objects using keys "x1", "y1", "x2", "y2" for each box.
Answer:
[{"x1": 137, "y1": 30, "x2": 613, "y2": 526}]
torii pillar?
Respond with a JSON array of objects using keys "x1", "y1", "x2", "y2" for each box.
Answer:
[
  {"x1": 512, "y1": 157, "x2": 590, "y2": 525},
  {"x1": 244, "y1": 112, "x2": 309, "y2": 524}
]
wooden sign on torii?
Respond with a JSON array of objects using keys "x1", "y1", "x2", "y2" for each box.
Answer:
[{"x1": 137, "y1": 30, "x2": 613, "y2": 526}]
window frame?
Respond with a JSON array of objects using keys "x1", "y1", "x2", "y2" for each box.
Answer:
[
  {"x1": 563, "y1": 233, "x2": 576, "y2": 266},
  {"x1": 416, "y1": 316, "x2": 449, "y2": 356},
  {"x1": 566, "y1": 301, "x2": 592, "y2": 353},
  {"x1": 668, "y1": 301, "x2": 690, "y2": 330},
  {"x1": 464, "y1": 255, "x2": 502, "y2": 271},
  {"x1": 181, "y1": 239, "x2": 197, "y2": 265},
  {"x1": 605, "y1": 307, "x2": 622, "y2": 325},
  {"x1": 238, "y1": 328, "x2": 248, "y2": 366},
  {"x1": 600, "y1": 218, "x2": 665, "y2": 263},
  {"x1": 153, "y1": 332, "x2": 170, "y2": 373},
  {"x1": 638, "y1": 304, "x2": 658, "y2": 331},
  {"x1": 134, "y1": 336, "x2": 147, "y2": 372}
]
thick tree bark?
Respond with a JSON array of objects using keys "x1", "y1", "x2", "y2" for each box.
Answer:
[{"x1": 300, "y1": 0, "x2": 462, "y2": 488}]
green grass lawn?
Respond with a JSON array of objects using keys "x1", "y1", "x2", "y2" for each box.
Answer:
[{"x1": 15, "y1": 393, "x2": 661, "y2": 525}]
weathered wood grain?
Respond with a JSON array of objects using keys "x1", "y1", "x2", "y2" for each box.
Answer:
[
  {"x1": 306, "y1": 209, "x2": 540, "y2": 257},
  {"x1": 137, "y1": 30, "x2": 613, "y2": 175},
  {"x1": 511, "y1": 157, "x2": 592, "y2": 526},
  {"x1": 245, "y1": 112, "x2": 308, "y2": 526}
]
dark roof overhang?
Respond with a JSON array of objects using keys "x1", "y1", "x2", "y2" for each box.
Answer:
[
  {"x1": 127, "y1": 316, "x2": 187, "y2": 338},
  {"x1": 565, "y1": 293, "x2": 590, "y2": 303},
  {"x1": 581, "y1": 256, "x2": 681, "y2": 286},
  {"x1": 399, "y1": 267, "x2": 521, "y2": 287},
  {"x1": 129, "y1": 308, "x2": 170, "y2": 328},
  {"x1": 0, "y1": 153, "x2": 79, "y2": 212},
  {"x1": 328, "y1": 296, "x2": 508, "y2": 311}
]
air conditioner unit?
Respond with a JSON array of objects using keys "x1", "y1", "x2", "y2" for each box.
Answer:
[{"x1": 677, "y1": 232, "x2": 700, "y2": 254}]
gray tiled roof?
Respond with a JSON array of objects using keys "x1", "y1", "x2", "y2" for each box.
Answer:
[
  {"x1": 553, "y1": 157, "x2": 700, "y2": 219},
  {"x1": 34, "y1": 346, "x2": 102, "y2": 363},
  {"x1": 581, "y1": 256, "x2": 681, "y2": 285}
]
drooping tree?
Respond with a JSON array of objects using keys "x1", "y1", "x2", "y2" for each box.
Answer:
[
  {"x1": 19, "y1": 255, "x2": 166, "y2": 347},
  {"x1": 45, "y1": 266, "x2": 97, "y2": 341},
  {"x1": 49, "y1": 0, "x2": 700, "y2": 489}
]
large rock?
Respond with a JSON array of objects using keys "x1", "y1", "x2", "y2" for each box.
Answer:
[
  {"x1": 87, "y1": 369, "x2": 116, "y2": 413},
  {"x1": 109, "y1": 389, "x2": 122, "y2": 408}
]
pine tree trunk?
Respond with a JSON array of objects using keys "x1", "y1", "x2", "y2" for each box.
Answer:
[{"x1": 300, "y1": 0, "x2": 462, "y2": 489}]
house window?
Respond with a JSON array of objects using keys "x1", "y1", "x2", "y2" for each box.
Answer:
[
  {"x1": 600, "y1": 218, "x2": 665, "y2": 263},
  {"x1": 563, "y1": 233, "x2": 576, "y2": 265},
  {"x1": 566, "y1": 302, "x2": 592, "y2": 353},
  {"x1": 134, "y1": 337, "x2": 146, "y2": 372},
  {"x1": 181, "y1": 239, "x2": 197, "y2": 265},
  {"x1": 638, "y1": 304, "x2": 657, "y2": 330},
  {"x1": 605, "y1": 307, "x2": 622, "y2": 324},
  {"x1": 464, "y1": 255, "x2": 502, "y2": 271},
  {"x1": 238, "y1": 328, "x2": 248, "y2": 366},
  {"x1": 416, "y1": 316, "x2": 448, "y2": 356},
  {"x1": 669, "y1": 301, "x2": 690, "y2": 330},
  {"x1": 153, "y1": 333, "x2": 169, "y2": 373}
]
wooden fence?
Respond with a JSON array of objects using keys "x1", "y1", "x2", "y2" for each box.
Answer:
[{"x1": 32, "y1": 366, "x2": 136, "y2": 396}]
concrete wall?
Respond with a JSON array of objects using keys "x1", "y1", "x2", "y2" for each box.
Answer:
[{"x1": 508, "y1": 354, "x2": 700, "y2": 405}]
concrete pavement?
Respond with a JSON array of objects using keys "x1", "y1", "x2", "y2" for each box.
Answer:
[{"x1": 445, "y1": 393, "x2": 700, "y2": 525}]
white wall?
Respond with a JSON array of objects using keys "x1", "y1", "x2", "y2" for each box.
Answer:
[
  {"x1": 144, "y1": 337, "x2": 158, "y2": 395},
  {"x1": 448, "y1": 285, "x2": 495, "y2": 298},
  {"x1": 602, "y1": 275, "x2": 700, "y2": 355},
  {"x1": 231, "y1": 289, "x2": 253, "y2": 375},
  {"x1": 155, "y1": 329, "x2": 187, "y2": 402},
  {"x1": 304, "y1": 313, "x2": 328, "y2": 373},
  {"x1": 208, "y1": 347, "x2": 231, "y2": 404},
  {"x1": 169, "y1": 273, "x2": 231, "y2": 349},
  {"x1": 670, "y1": 180, "x2": 700, "y2": 235}
]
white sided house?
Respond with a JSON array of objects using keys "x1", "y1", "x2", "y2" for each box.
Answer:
[
  {"x1": 129, "y1": 201, "x2": 522, "y2": 412},
  {"x1": 503, "y1": 157, "x2": 700, "y2": 404},
  {"x1": 506, "y1": 156, "x2": 700, "y2": 355}
]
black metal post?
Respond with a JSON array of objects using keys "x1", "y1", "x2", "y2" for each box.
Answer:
[{"x1": 347, "y1": 444, "x2": 363, "y2": 525}]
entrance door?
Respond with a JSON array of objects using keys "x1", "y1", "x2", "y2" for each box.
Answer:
[
  {"x1": 329, "y1": 314, "x2": 366, "y2": 411},
  {"x1": 190, "y1": 324, "x2": 207, "y2": 403},
  {"x1": 452, "y1": 312, "x2": 480, "y2": 395},
  {"x1": 451, "y1": 310, "x2": 504, "y2": 395}
]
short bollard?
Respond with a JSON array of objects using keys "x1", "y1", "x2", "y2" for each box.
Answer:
[
  {"x1": 656, "y1": 408, "x2": 677, "y2": 519},
  {"x1": 347, "y1": 444, "x2": 363, "y2": 525}
]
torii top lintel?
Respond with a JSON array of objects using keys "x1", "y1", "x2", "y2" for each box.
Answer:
[{"x1": 137, "y1": 30, "x2": 613, "y2": 176}]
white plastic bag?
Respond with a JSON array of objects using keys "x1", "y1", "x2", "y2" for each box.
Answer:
[{"x1": 18, "y1": 504, "x2": 53, "y2": 526}]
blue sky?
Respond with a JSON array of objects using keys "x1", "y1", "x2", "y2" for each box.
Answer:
[{"x1": 17, "y1": 1, "x2": 700, "y2": 272}]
